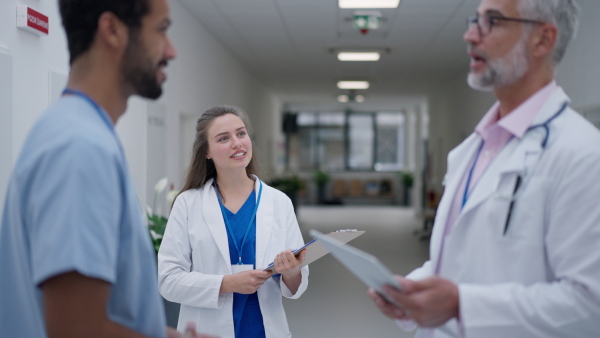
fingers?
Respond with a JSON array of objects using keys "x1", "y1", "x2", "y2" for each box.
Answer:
[
  {"x1": 381, "y1": 277, "x2": 460, "y2": 327},
  {"x1": 245, "y1": 270, "x2": 271, "y2": 287},
  {"x1": 183, "y1": 322, "x2": 197, "y2": 338},
  {"x1": 367, "y1": 288, "x2": 410, "y2": 321},
  {"x1": 297, "y1": 249, "x2": 308, "y2": 263},
  {"x1": 274, "y1": 249, "x2": 302, "y2": 274}
]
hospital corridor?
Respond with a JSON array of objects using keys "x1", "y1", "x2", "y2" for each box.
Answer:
[
  {"x1": 2, "y1": 0, "x2": 600, "y2": 337},
  {"x1": 284, "y1": 206, "x2": 427, "y2": 337}
]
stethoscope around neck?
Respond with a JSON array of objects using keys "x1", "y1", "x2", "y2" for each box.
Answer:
[
  {"x1": 525, "y1": 101, "x2": 568, "y2": 149},
  {"x1": 464, "y1": 101, "x2": 569, "y2": 206}
]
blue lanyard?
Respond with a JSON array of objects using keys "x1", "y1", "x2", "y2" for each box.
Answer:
[
  {"x1": 462, "y1": 141, "x2": 485, "y2": 209},
  {"x1": 214, "y1": 179, "x2": 263, "y2": 265}
]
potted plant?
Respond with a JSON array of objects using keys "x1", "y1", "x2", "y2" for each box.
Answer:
[
  {"x1": 399, "y1": 171, "x2": 414, "y2": 206},
  {"x1": 312, "y1": 170, "x2": 330, "y2": 204},
  {"x1": 147, "y1": 177, "x2": 178, "y2": 254},
  {"x1": 147, "y1": 178, "x2": 180, "y2": 326},
  {"x1": 270, "y1": 175, "x2": 303, "y2": 210}
]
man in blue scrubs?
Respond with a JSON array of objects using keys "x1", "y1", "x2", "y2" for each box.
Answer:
[{"x1": 0, "y1": 0, "x2": 210, "y2": 337}]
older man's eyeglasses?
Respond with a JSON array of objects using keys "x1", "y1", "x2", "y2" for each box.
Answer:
[{"x1": 467, "y1": 14, "x2": 545, "y2": 36}]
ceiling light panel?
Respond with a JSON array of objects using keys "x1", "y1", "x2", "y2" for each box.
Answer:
[
  {"x1": 337, "y1": 95, "x2": 350, "y2": 102},
  {"x1": 337, "y1": 52, "x2": 380, "y2": 61},
  {"x1": 339, "y1": 0, "x2": 400, "y2": 9},
  {"x1": 337, "y1": 81, "x2": 370, "y2": 90}
]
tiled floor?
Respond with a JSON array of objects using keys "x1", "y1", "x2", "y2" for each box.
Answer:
[{"x1": 284, "y1": 205, "x2": 430, "y2": 338}]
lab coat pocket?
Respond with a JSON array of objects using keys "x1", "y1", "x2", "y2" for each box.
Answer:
[
  {"x1": 498, "y1": 176, "x2": 550, "y2": 246},
  {"x1": 267, "y1": 228, "x2": 287, "y2": 260},
  {"x1": 485, "y1": 173, "x2": 519, "y2": 237}
]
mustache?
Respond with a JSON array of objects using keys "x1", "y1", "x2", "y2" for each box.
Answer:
[
  {"x1": 467, "y1": 45, "x2": 489, "y2": 61},
  {"x1": 158, "y1": 60, "x2": 169, "y2": 68}
]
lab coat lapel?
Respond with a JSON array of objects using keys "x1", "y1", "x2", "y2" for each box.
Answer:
[
  {"x1": 457, "y1": 88, "x2": 570, "y2": 220},
  {"x1": 202, "y1": 178, "x2": 232, "y2": 272},
  {"x1": 434, "y1": 134, "x2": 482, "y2": 234},
  {"x1": 253, "y1": 178, "x2": 272, "y2": 269},
  {"x1": 458, "y1": 139, "x2": 527, "y2": 217}
]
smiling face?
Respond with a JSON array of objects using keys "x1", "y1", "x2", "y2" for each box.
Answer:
[
  {"x1": 464, "y1": 0, "x2": 530, "y2": 91},
  {"x1": 121, "y1": 0, "x2": 176, "y2": 99},
  {"x1": 205, "y1": 113, "x2": 253, "y2": 174}
]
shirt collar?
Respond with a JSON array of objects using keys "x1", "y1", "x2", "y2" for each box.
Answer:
[{"x1": 475, "y1": 80, "x2": 558, "y2": 139}]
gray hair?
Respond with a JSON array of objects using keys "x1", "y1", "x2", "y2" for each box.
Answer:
[{"x1": 517, "y1": 0, "x2": 580, "y2": 64}]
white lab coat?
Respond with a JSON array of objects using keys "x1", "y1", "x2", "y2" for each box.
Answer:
[
  {"x1": 406, "y1": 88, "x2": 600, "y2": 338},
  {"x1": 158, "y1": 177, "x2": 308, "y2": 338}
]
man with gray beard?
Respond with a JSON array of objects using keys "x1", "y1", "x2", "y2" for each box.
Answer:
[{"x1": 369, "y1": 0, "x2": 600, "y2": 337}]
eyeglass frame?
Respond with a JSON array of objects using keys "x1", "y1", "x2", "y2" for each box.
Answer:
[{"x1": 467, "y1": 14, "x2": 545, "y2": 36}]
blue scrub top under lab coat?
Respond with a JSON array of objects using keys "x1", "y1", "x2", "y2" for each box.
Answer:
[{"x1": 222, "y1": 190, "x2": 266, "y2": 338}]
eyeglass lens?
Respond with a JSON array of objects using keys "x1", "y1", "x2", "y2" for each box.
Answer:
[{"x1": 467, "y1": 15, "x2": 492, "y2": 36}]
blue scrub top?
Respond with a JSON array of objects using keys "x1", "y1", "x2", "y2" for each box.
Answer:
[
  {"x1": 223, "y1": 190, "x2": 266, "y2": 338},
  {"x1": 0, "y1": 95, "x2": 166, "y2": 337}
]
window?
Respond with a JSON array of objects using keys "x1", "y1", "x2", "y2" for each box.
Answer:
[
  {"x1": 291, "y1": 110, "x2": 406, "y2": 172},
  {"x1": 374, "y1": 112, "x2": 405, "y2": 171},
  {"x1": 348, "y1": 114, "x2": 373, "y2": 170}
]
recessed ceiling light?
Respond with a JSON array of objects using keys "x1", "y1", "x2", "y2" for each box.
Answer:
[
  {"x1": 337, "y1": 95, "x2": 350, "y2": 102},
  {"x1": 338, "y1": 52, "x2": 380, "y2": 61},
  {"x1": 339, "y1": 0, "x2": 400, "y2": 9},
  {"x1": 337, "y1": 81, "x2": 370, "y2": 90}
]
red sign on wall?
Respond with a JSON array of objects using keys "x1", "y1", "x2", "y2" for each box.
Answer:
[{"x1": 17, "y1": 5, "x2": 49, "y2": 35}]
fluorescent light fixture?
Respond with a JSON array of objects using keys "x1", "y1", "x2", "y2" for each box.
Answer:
[
  {"x1": 339, "y1": 0, "x2": 400, "y2": 9},
  {"x1": 337, "y1": 95, "x2": 350, "y2": 102},
  {"x1": 355, "y1": 95, "x2": 365, "y2": 102},
  {"x1": 338, "y1": 52, "x2": 380, "y2": 61},
  {"x1": 337, "y1": 81, "x2": 370, "y2": 90}
]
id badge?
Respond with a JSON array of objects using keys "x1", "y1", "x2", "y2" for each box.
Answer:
[{"x1": 232, "y1": 264, "x2": 253, "y2": 274}]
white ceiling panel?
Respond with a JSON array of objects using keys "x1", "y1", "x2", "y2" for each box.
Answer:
[{"x1": 176, "y1": 0, "x2": 480, "y2": 109}]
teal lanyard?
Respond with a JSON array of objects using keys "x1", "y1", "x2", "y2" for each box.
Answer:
[{"x1": 214, "y1": 179, "x2": 263, "y2": 265}]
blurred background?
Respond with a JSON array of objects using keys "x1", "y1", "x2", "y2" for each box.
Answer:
[{"x1": 1, "y1": 0, "x2": 599, "y2": 336}]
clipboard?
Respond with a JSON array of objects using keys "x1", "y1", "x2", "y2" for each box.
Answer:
[
  {"x1": 309, "y1": 229, "x2": 403, "y2": 305},
  {"x1": 263, "y1": 229, "x2": 365, "y2": 273}
]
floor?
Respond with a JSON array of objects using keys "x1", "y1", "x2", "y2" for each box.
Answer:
[{"x1": 283, "y1": 205, "x2": 430, "y2": 338}]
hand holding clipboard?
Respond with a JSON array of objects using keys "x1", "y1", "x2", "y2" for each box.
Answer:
[{"x1": 264, "y1": 230, "x2": 364, "y2": 273}]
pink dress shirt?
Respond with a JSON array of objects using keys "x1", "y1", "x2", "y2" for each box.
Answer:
[
  {"x1": 441, "y1": 81, "x2": 559, "y2": 248},
  {"x1": 426, "y1": 81, "x2": 559, "y2": 338}
]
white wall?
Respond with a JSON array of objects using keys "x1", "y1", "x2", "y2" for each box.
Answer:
[
  {"x1": 161, "y1": 0, "x2": 282, "y2": 194},
  {"x1": 0, "y1": 0, "x2": 282, "y2": 220},
  {"x1": 0, "y1": 52, "x2": 13, "y2": 213},
  {"x1": 0, "y1": 0, "x2": 70, "y2": 220}
]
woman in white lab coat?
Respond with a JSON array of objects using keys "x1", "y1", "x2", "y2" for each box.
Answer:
[{"x1": 158, "y1": 105, "x2": 308, "y2": 338}]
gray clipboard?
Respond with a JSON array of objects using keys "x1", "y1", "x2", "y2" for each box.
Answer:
[
  {"x1": 264, "y1": 229, "x2": 364, "y2": 273},
  {"x1": 309, "y1": 229, "x2": 403, "y2": 304}
]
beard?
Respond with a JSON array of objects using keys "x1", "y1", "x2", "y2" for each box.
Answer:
[
  {"x1": 121, "y1": 35, "x2": 165, "y2": 99},
  {"x1": 467, "y1": 36, "x2": 529, "y2": 91}
]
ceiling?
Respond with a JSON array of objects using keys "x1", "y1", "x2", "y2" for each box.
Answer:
[{"x1": 177, "y1": 0, "x2": 482, "y2": 110}]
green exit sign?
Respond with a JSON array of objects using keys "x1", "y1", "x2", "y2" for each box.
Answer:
[{"x1": 353, "y1": 15, "x2": 381, "y2": 30}]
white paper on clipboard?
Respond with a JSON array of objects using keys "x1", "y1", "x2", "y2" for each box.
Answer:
[
  {"x1": 263, "y1": 229, "x2": 365, "y2": 273},
  {"x1": 309, "y1": 229, "x2": 403, "y2": 304}
]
